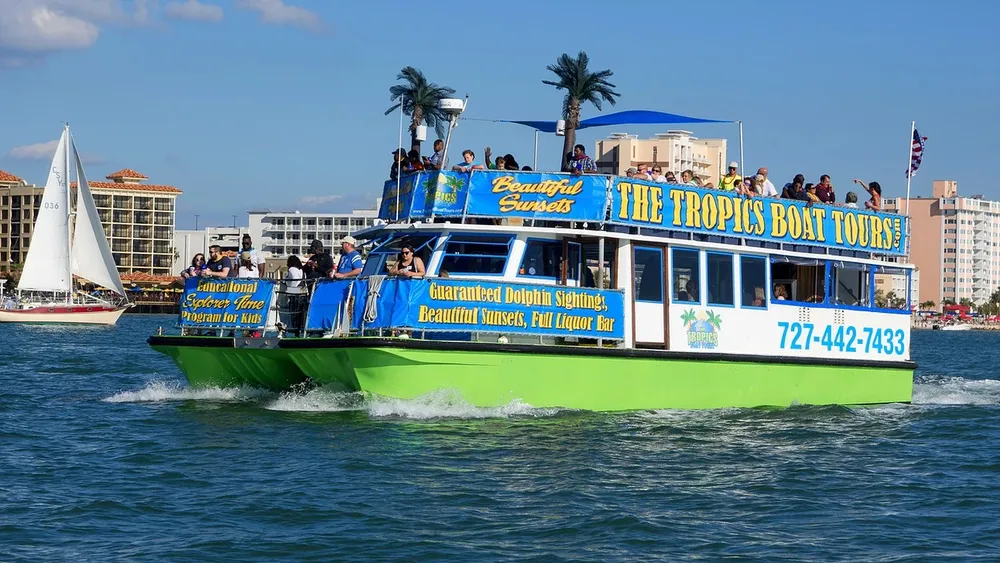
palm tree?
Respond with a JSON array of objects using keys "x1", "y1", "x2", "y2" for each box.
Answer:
[
  {"x1": 385, "y1": 67, "x2": 456, "y2": 156},
  {"x1": 543, "y1": 51, "x2": 621, "y2": 171}
]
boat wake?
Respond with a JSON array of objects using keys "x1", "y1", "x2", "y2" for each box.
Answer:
[
  {"x1": 265, "y1": 387, "x2": 563, "y2": 419},
  {"x1": 912, "y1": 375, "x2": 1000, "y2": 406},
  {"x1": 103, "y1": 381, "x2": 562, "y2": 419},
  {"x1": 103, "y1": 380, "x2": 275, "y2": 403}
]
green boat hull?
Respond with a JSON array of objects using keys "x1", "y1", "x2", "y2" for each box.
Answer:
[
  {"x1": 149, "y1": 337, "x2": 308, "y2": 391},
  {"x1": 149, "y1": 336, "x2": 914, "y2": 411}
]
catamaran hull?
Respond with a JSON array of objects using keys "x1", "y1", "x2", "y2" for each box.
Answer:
[
  {"x1": 0, "y1": 305, "x2": 129, "y2": 325},
  {"x1": 148, "y1": 336, "x2": 915, "y2": 411}
]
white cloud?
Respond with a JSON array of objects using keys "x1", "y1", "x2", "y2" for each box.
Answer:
[
  {"x1": 7, "y1": 139, "x2": 104, "y2": 164},
  {"x1": 164, "y1": 0, "x2": 223, "y2": 23},
  {"x1": 297, "y1": 195, "x2": 342, "y2": 206},
  {"x1": 235, "y1": 0, "x2": 323, "y2": 32},
  {"x1": 0, "y1": 2, "x2": 101, "y2": 53}
]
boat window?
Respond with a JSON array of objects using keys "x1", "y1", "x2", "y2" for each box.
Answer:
[
  {"x1": 671, "y1": 248, "x2": 700, "y2": 303},
  {"x1": 361, "y1": 234, "x2": 437, "y2": 277},
  {"x1": 770, "y1": 258, "x2": 825, "y2": 304},
  {"x1": 519, "y1": 239, "x2": 562, "y2": 279},
  {"x1": 831, "y1": 262, "x2": 870, "y2": 308},
  {"x1": 707, "y1": 253, "x2": 734, "y2": 306},
  {"x1": 438, "y1": 234, "x2": 513, "y2": 275},
  {"x1": 634, "y1": 247, "x2": 663, "y2": 303},
  {"x1": 872, "y1": 266, "x2": 911, "y2": 311},
  {"x1": 740, "y1": 255, "x2": 767, "y2": 308}
]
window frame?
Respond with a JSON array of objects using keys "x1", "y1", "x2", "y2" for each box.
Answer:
[
  {"x1": 706, "y1": 251, "x2": 736, "y2": 308},
  {"x1": 633, "y1": 245, "x2": 664, "y2": 304},
  {"x1": 517, "y1": 237, "x2": 565, "y2": 280},
  {"x1": 739, "y1": 254, "x2": 768, "y2": 309},
  {"x1": 670, "y1": 246, "x2": 701, "y2": 305},
  {"x1": 434, "y1": 232, "x2": 514, "y2": 277}
]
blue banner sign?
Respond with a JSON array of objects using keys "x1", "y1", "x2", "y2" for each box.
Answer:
[
  {"x1": 179, "y1": 277, "x2": 275, "y2": 328},
  {"x1": 610, "y1": 179, "x2": 908, "y2": 255},
  {"x1": 378, "y1": 171, "x2": 468, "y2": 220},
  {"x1": 306, "y1": 278, "x2": 625, "y2": 340},
  {"x1": 465, "y1": 171, "x2": 608, "y2": 221}
]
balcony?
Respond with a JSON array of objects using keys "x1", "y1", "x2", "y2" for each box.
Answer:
[
  {"x1": 112, "y1": 243, "x2": 130, "y2": 252},
  {"x1": 133, "y1": 257, "x2": 152, "y2": 268},
  {"x1": 154, "y1": 243, "x2": 172, "y2": 254},
  {"x1": 113, "y1": 212, "x2": 133, "y2": 224},
  {"x1": 134, "y1": 228, "x2": 152, "y2": 239},
  {"x1": 153, "y1": 227, "x2": 172, "y2": 240},
  {"x1": 134, "y1": 212, "x2": 152, "y2": 224},
  {"x1": 134, "y1": 198, "x2": 153, "y2": 210},
  {"x1": 112, "y1": 196, "x2": 133, "y2": 210},
  {"x1": 112, "y1": 227, "x2": 132, "y2": 238}
]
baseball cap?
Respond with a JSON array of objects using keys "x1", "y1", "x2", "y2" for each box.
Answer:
[
  {"x1": 341, "y1": 235, "x2": 357, "y2": 246},
  {"x1": 728, "y1": 161, "x2": 738, "y2": 169},
  {"x1": 309, "y1": 239, "x2": 323, "y2": 250},
  {"x1": 626, "y1": 167, "x2": 638, "y2": 174}
]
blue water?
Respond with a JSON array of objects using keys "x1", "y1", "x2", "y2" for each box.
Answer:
[{"x1": 2, "y1": 316, "x2": 999, "y2": 561}]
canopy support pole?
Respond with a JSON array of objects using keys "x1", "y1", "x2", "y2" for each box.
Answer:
[
  {"x1": 395, "y1": 96, "x2": 404, "y2": 222},
  {"x1": 533, "y1": 130, "x2": 539, "y2": 171},
  {"x1": 737, "y1": 121, "x2": 744, "y2": 181}
]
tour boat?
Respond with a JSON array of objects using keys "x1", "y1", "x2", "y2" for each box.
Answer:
[
  {"x1": 149, "y1": 165, "x2": 916, "y2": 411},
  {"x1": 0, "y1": 125, "x2": 131, "y2": 325}
]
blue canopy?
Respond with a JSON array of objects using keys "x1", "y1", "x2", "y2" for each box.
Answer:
[{"x1": 503, "y1": 109, "x2": 732, "y2": 133}]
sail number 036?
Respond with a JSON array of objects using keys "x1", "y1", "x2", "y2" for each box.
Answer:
[
  {"x1": 44, "y1": 202, "x2": 59, "y2": 209},
  {"x1": 777, "y1": 321, "x2": 906, "y2": 356}
]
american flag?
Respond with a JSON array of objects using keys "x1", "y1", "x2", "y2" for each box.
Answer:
[{"x1": 907, "y1": 127, "x2": 928, "y2": 178}]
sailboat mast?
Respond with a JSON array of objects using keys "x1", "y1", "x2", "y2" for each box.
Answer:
[{"x1": 65, "y1": 124, "x2": 73, "y2": 304}]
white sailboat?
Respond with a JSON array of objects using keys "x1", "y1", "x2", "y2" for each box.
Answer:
[{"x1": 0, "y1": 125, "x2": 132, "y2": 325}]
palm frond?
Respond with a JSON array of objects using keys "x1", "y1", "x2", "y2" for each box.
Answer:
[
  {"x1": 385, "y1": 67, "x2": 456, "y2": 131},
  {"x1": 543, "y1": 51, "x2": 621, "y2": 120}
]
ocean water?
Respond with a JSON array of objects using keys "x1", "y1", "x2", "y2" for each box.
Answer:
[{"x1": 1, "y1": 316, "x2": 998, "y2": 562}]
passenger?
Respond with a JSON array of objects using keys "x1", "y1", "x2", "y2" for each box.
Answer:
[
  {"x1": 503, "y1": 154, "x2": 520, "y2": 170},
  {"x1": 773, "y1": 284, "x2": 788, "y2": 300},
  {"x1": 718, "y1": 162, "x2": 742, "y2": 191},
  {"x1": 816, "y1": 175, "x2": 836, "y2": 204},
  {"x1": 389, "y1": 148, "x2": 407, "y2": 180},
  {"x1": 201, "y1": 245, "x2": 234, "y2": 278},
  {"x1": 181, "y1": 253, "x2": 206, "y2": 279},
  {"x1": 303, "y1": 239, "x2": 334, "y2": 279},
  {"x1": 331, "y1": 236, "x2": 363, "y2": 280},
  {"x1": 650, "y1": 165, "x2": 666, "y2": 182},
  {"x1": 390, "y1": 245, "x2": 425, "y2": 278},
  {"x1": 853, "y1": 179, "x2": 882, "y2": 211},
  {"x1": 285, "y1": 255, "x2": 304, "y2": 292},
  {"x1": 238, "y1": 257, "x2": 259, "y2": 278},
  {"x1": 753, "y1": 287, "x2": 766, "y2": 307},
  {"x1": 239, "y1": 234, "x2": 264, "y2": 277},
  {"x1": 756, "y1": 167, "x2": 779, "y2": 197},
  {"x1": 568, "y1": 144, "x2": 597, "y2": 175},
  {"x1": 844, "y1": 191, "x2": 859, "y2": 208},
  {"x1": 677, "y1": 279, "x2": 699, "y2": 301},
  {"x1": 452, "y1": 149, "x2": 485, "y2": 172},
  {"x1": 804, "y1": 183, "x2": 821, "y2": 203},
  {"x1": 424, "y1": 139, "x2": 446, "y2": 170}
]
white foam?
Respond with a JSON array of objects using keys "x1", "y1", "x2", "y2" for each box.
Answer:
[
  {"x1": 103, "y1": 380, "x2": 274, "y2": 403},
  {"x1": 265, "y1": 387, "x2": 561, "y2": 419},
  {"x1": 912, "y1": 376, "x2": 1000, "y2": 406}
]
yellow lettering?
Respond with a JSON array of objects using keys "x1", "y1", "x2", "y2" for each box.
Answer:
[
  {"x1": 616, "y1": 182, "x2": 632, "y2": 220},
  {"x1": 787, "y1": 205, "x2": 803, "y2": 240},
  {"x1": 831, "y1": 210, "x2": 846, "y2": 244},
  {"x1": 669, "y1": 189, "x2": 686, "y2": 227},
  {"x1": 649, "y1": 186, "x2": 663, "y2": 225},
  {"x1": 811, "y1": 207, "x2": 827, "y2": 242},
  {"x1": 702, "y1": 193, "x2": 719, "y2": 230},
  {"x1": 685, "y1": 190, "x2": 701, "y2": 228},
  {"x1": 845, "y1": 213, "x2": 859, "y2": 246},
  {"x1": 717, "y1": 195, "x2": 734, "y2": 232},
  {"x1": 770, "y1": 202, "x2": 787, "y2": 238}
]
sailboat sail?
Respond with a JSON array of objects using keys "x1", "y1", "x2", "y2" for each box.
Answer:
[
  {"x1": 18, "y1": 127, "x2": 72, "y2": 293},
  {"x1": 70, "y1": 138, "x2": 126, "y2": 296}
]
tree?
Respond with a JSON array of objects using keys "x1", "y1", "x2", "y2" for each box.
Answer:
[
  {"x1": 919, "y1": 300, "x2": 936, "y2": 311},
  {"x1": 385, "y1": 67, "x2": 456, "y2": 156},
  {"x1": 960, "y1": 297, "x2": 974, "y2": 308},
  {"x1": 875, "y1": 289, "x2": 887, "y2": 308},
  {"x1": 543, "y1": 51, "x2": 621, "y2": 171}
]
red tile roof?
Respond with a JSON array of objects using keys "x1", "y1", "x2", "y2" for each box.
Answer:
[
  {"x1": 71, "y1": 181, "x2": 182, "y2": 194},
  {"x1": 0, "y1": 170, "x2": 24, "y2": 183},
  {"x1": 106, "y1": 168, "x2": 148, "y2": 180}
]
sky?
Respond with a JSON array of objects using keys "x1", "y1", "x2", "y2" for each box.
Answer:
[{"x1": 1, "y1": 0, "x2": 998, "y2": 229}]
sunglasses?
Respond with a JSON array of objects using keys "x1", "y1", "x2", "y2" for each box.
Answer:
[{"x1": 401, "y1": 250, "x2": 411, "y2": 255}]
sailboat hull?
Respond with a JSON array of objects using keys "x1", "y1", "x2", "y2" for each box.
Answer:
[{"x1": 0, "y1": 305, "x2": 129, "y2": 325}]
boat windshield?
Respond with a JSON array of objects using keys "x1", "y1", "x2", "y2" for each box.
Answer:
[{"x1": 361, "y1": 234, "x2": 438, "y2": 277}]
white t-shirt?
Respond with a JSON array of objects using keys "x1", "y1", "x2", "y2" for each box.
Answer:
[
  {"x1": 285, "y1": 266, "x2": 304, "y2": 293},
  {"x1": 761, "y1": 178, "x2": 779, "y2": 197},
  {"x1": 239, "y1": 248, "x2": 263, "y2": 272},
  {"x1": 238, "y1": 266, "x2": 259, "y2": 278}
]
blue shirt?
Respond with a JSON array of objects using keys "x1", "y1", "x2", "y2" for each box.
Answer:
[{"x1": 337, "y1": 250, "x2": 363, "y2": 274}]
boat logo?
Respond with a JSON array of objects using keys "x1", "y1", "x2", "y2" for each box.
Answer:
[{"x1": 681, "y1": 309, "x2": 721, "y2": 349}]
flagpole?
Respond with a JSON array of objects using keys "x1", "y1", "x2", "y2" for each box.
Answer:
[
  {"x1": 395, "y1": 96, "x2": 404, "y2": 222},
  {"x1": 905, "y1": 120, "x2": 915, "y2": 216}
]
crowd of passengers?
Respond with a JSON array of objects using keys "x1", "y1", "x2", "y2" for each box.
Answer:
[{"x1": 389, "y1": 138, "x2": 885, "y2": 212}]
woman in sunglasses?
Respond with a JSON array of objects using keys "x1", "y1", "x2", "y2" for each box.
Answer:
[{"x1": 390, "y1": 245, "x2": 425, "y2": 278}]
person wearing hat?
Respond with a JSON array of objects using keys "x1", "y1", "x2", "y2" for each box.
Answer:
[
  {"x1": 332, "y1": 236, "x2": 363, "y2": 280},
  {"x1": 389, "y1": 148, "x2": 408, "y2": 181},
  {"x1": 625, "y1": 166, "x2": 638, "y2": 178},
  {"x1": 718, "y1": 161, "x2": 742, "y2": 191},
  {"x1": 303, "y1": 239, "x2": 334, "y2": 279}
]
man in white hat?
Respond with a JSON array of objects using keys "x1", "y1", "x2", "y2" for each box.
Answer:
[
  {"x1": 718, "y1": 161, "x2": 742, "y2": 191},
  {"x1": 332, "y1": 235, "x2": 363, "y2": 279}
]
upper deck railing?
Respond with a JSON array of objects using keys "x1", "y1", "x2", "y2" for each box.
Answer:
[{"x1": 379, "y1": 170, "x2": 909, "y2": 257}]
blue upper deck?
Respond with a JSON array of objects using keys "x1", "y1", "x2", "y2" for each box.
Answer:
[{"x1": 379, "y1": 170, "x2": 909, "y2": 257}]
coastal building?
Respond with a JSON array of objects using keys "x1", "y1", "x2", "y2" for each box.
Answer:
[
  {"x1": 593, "y1": 131, "x2": 728, "y2": 186},
  {"x1": 247, "y1": 199, "x2": 381, "y2": 259},
  {"x1": 0, "y1": 167, "x2": 182, "y2": 282},
  {"x1": 171, "y1": 200, "x2": 382, "y2": 278},
  {"x1": 883, "y1": 180, "x2": 1000, "y2": 308},
  {"x1": 0, "y1": 170, "x2": 43, "y2": 274}
]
